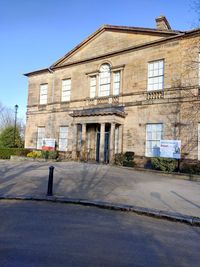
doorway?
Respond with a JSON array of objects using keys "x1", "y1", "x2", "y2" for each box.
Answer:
[{"x1": 96, "y1": 124, "x2": 110, "y2": 163}]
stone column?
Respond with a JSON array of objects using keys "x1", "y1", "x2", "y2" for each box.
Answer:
[
  {"x1": 72, "y1": 124, "x2": 78, "y2": 160},
  {"x1": 100, "y1": 123, "x2": 105, "y2": 163},
  {"x1": 81, "y1": 123, "x2": 87, "y2": 161},
  {"x1": 118, "y1": 125, "x2": 123, "y2": 153},
  {"x1": 109, "y1": 123, "x2": 116, "y2": 164}
]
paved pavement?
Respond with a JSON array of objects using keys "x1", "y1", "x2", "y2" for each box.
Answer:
[
  {"x1": 0, "y1": 160, "x2": 200, "y2": 218},
  {"x1": 1, "y1": 200, "x2": 200, "y2": 267}
]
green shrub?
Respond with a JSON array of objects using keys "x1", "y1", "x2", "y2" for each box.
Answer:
[
  {"x1": 123, "y1": 151, "x2": 135, "y2": 167},
  {"x1": 115, "y1": 151, "x2": 135, "y2": 167},
  {"x1": 27, "y1": 150, "x2": 42, "y2": 158},
  {"x1": 41, "y1": 150, "x2": 49, "y2": 160},
  {"x1": 48, "y1": 151, "x2": 59, "y2": 160},
  {"x1": 26, "y1": 150, "x2": 58, "y2": 160},
  {"x1": 115, "y1": 153, "x2": 124, "y2": 166},
  {"x1": 181, "y1": 163, "x2": 200, "y2": 175},
  {"x1": 151, "y1": 157, "x2": 177, "y2": 172},
  {"x1": 40, "y1": 150, "x2": 58, "y2": 160},
  {"x1": 0, "y1": 126, "x2": 23, "y2": 148},
  {"x1": 0, "y1": 148, "x2": 32, "y2": 159}
]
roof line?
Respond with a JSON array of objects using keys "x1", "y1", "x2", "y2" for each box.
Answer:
[
  {"x1": 50, "y1": 24, "x2": 182, "y2": 68},
  {"x1": 24, "y1": 68, "x2": 49, "y2": 77},
  {"x1": 24, "y1": 26, "x2": 200, "y2": 77},
  {"x1": 103, "y1": 24, "x2": 183, "y2": 34},
  {"x1": 24, "y1": 32, "x2": 186, "y2": 76},
  {"x1": 51, "y1": 33, "x2": 186, "y2": 70}
]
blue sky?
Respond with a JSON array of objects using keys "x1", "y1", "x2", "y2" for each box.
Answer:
[{"x1": 0, "y1": 0, "x2": 198, "y2": 121}]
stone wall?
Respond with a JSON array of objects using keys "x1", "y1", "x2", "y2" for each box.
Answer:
[{"x1": 25, "y1": 30, "x2": 200, "y2": 161}]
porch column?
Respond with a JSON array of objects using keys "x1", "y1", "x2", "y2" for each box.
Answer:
[
  {"x1": 81, "y1": 123, "x2": 87, "y2": 161},
  {"x1": 72, "y1": 124, "x2": 78, "y2": 160},
  {"x1": 118, "y1": 124, "x2": 123, "y2": 153},
  {"x1": 109, "y1": 123, "x2": 116, "y2": 164},
  {"x1": 100, "y1": 123, "x2": 105, "y2": 163}
]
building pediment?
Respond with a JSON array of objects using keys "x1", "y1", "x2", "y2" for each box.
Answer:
[{"x1": 51, "y1": 25, "x2": 181, "y2": 68}]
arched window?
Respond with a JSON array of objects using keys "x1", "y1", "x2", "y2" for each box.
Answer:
[{"x1": 99, "y1": 64, "x2": 111, "y2": 96}]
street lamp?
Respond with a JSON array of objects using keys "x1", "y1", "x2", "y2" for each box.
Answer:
[{"x1": 13, "y1": 104, "x2": 18, "y2": 147}]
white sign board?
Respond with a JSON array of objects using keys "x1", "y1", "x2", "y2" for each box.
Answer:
[
  {"x1": 160, "y1": 140, "x2": 181, "y2": 159},
  {"x1": 42, "y1": 138, "x2": 56, "y2": 151}
]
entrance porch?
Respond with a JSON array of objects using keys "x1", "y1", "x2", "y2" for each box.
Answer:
[{"x1": 70, "y1": 107, "x2": 125, "y2": 163}]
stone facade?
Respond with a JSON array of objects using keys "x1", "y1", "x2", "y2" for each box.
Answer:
[{"x1": 25, "y1": 16, "x2": 200, "y2": 165}]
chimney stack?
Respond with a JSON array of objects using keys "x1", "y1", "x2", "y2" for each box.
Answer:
[{"x1": 156, "y1": 16, "x2": 171, "y2": 30}]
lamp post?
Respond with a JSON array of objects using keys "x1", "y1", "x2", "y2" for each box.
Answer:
[{"x1": 13, "y1": 104, "x2": 18, "y2": 147}]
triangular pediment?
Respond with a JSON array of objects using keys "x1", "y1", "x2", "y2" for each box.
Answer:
[{"x1": 51, "y1": 25, "x2": 180, "y2": 68}]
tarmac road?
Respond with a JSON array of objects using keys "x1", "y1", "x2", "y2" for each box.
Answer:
[
  {"x1": 0, "y1": 161, "x2": 200, "y2": 217},
  {"x1": 0, "y1": 200, "x2": 200, "y2": 267}
]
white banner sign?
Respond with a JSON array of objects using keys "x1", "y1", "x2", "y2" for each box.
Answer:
[
  {"x1": 160, "y1": 140, "x2": 181, "y2": 159},
  {"x1": 42, "y1": 138, "x2": 56, "y2": 151}
]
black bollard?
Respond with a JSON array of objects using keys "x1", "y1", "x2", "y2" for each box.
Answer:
[{"x1": 47, "y1": 166, "x2": 54, "y2": 196}]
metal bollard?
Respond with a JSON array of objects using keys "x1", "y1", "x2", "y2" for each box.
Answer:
[{"x1": 47, "y1": 166, "x2": 55, "y2": 196}]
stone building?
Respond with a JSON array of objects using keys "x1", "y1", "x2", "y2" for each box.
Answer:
[{"x1": 25, "y1": 16, "x2": 200, "y2": 165}]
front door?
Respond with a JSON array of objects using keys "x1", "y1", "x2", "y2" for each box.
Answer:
[
  {"x1": 96, "y1": 131, "x2": 110, "y2": 163},
  {"x1": 104, "y1": 132, "x2": 110, "y2": 163}
]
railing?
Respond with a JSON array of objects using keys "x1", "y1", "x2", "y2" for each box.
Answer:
[
  {"x1": 147, "y1": 90, "x2": 164, "y2": 100},
  {"x1": 97, "y1": 97, "x2": 109, "y2": 104},
  {"x1": 86, "y1": 95, "x2": 119, "y2": 106}
]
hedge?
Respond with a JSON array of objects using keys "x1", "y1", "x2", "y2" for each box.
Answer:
[
  {"x1": 115, "y1": 151, "x2": 135, "y2": 167},
  {"x1": 0, "y1": 148, "x2": 32, "y2": 159},
  {"x1": 151, "y1": 157, "x2": 177, "y2": 172},
  {"x1": 27, "y1": 150, "x2": 59, "y2": 160}
]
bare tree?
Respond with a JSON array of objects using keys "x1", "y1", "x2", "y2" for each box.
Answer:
[
  {"x1": 0, "y1": 103, "x2": 14, "y2": 130},
  {"x1": 191, "y1": 0, "x2": 200, "y2": 27},
  {"x1": 169, "y1": 33, "x2": 200, "y2": 161}
]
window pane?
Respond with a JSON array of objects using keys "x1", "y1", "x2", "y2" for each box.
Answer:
[
  {"x1": 59, "y1": 126, "x2": 68, "y2": 151},
  {"x1": 62, "y1": 79, "x2": 71, "y2": 101},
  {"x1": 90, "y1": 76, "x2": 96, "y2": 98},
  {"x1": 113, "y1": 71, "x2": 120, "y2": 95},
  {"x1": 149, "y1": 63, "x2": 153, "y2": 71},
  {"x1": 37, "y1": 127, "x2": 45, "y2": 149},
  {"x1": 99, "y1": 64, "x2": 111, "y2": 96},
  {"x1": 114, "y1": 72, "x2": 120, "y2": 82},
  {"x1": 147, "y1": 60, "x2": 164, "y2": 91},
  {"x1": 40, "y1": 84, "x2": 48, "y2": 104},
  {"x1": 146, "y1": 124, "x2": 163, "y2": 157}
]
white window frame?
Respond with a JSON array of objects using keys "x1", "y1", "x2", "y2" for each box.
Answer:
[
  {"x1": 58, "y1": 126, "x2": 68, "y2": 151},
  {"x1": 39, "y1": 84, "x2": 48, "y2": 105},
  {"x1": 146, "y1": 123, "x2": 163, "y2": 157},
  {"x1": 62, "y1": 79, "x2": 71, "y2": 102},
  {"x1": 37, "y1": 127, "x2": 45, "y2": 149},
  {"x1": 99, "y1": 64, "x2": 111, "y2": 97},
  {"x1": 113, "y1": 71, "x2": 121, "y2": 95},
  {"x1": 148, "y1": 60, "x2": 164, "y2": 91},
  {"x1": 90, "y1": 76, "x2": 96, "y2": 98}
]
